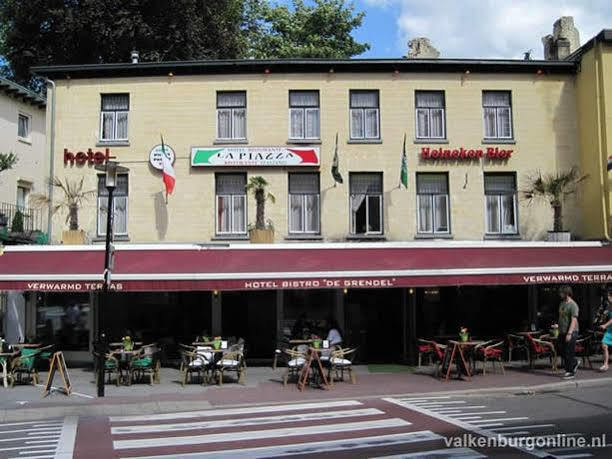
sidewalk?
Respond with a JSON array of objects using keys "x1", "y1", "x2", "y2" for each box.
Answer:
[{"x1": 0, "y1": 361, "x2": 610, "y2": 422}]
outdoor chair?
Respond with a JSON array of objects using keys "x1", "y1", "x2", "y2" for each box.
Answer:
[
  {"x1": 129, "y1": 344, "x2": 161, "y2": 385},
  {"x1": 507, "y1": 334, "x2": 530, "y2": 362},
  {"x1": 93, "y1": 351, "x2": 121, "y2": 386},
  {"x1": 424, "y1": 341, "x2": 447, "y2": 377},
  {"x1": 575, "y1": 335, "x2": 593, "y2": 369},
  {"x1": 418, "y1": 339, "x2": 445, "y2": 367},
  {"x1": 474, "y1": 340, "x2": 505, "y2": 375},
  {"x1": 8, "y1": 348, "x2": 41, "y2": 387},
  {"x1": 526, "y1": 334, "x2": 557, "y2": 372},
  {"x1": 282, "y1": 348, "x2": 306, "y2": 386},
  {"x1": 328, "y1": 347, "x2": 358, "y2": 385},
  {"x1": 38, "y1": 344, "x2": 55, "y2": 370},
  {"x1": 215, "y1": 347, "x2": 246, "y2": 386},
  {"x1": 179, "y1": 346, "x2": 210, "y2": 386}
]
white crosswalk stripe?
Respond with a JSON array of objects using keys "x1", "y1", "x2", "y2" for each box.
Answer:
[{"x1": 0, "y1": 416, "x2": 77, "y2": 459}]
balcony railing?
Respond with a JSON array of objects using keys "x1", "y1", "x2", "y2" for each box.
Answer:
[{"x1": 0, "y1": 202, "x2": 45, "y2": 234}]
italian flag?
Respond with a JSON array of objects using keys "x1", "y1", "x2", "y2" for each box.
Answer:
[{"x1": 161, "y1": 135, "x2": 176, "y2": 195}]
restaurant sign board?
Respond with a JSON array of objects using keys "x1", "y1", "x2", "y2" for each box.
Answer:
[
  {"x1": 149, "y1": 144, "x2": 176, "y2": 170},
  {"x1": 420, "y1": 146, "x2": 514, "y2": 160},
  {"x1": 191, "y1": 146, "x2": 320, "y2": 167},
  {"x1": 64, "y1": 148, "x2": 116, "y2": 166}
]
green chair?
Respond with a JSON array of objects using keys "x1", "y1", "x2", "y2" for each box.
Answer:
[
  {"x1": 93, "y1": 351, "x2": 121, "y2": 386},
  {"x1": 129, "y1": 344, "x2": 160, "y2": 385},
  {"x1": 9, "y1": 348, "x2": 40, "y2": 387}
]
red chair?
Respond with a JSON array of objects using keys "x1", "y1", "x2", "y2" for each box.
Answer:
[
  {"x1": 475, "y1": 340, "x2": 505, "y2": 375},
  {"x1": 575, "y1": 335, "x2": 593, "y2": 369},
  {"x1": 417, "y1": 339, "x2": 446, "y2": 367},
  {"x1": 526, "y1": 334, "x2": 557, "y2": 372}
]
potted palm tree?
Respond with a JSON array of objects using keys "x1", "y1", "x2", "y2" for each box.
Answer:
[
  {"x1": 246, "y1": 176, "x2": 275, "y2": 243},
  {"x1": 31, "y1": 177, "x2": 96, "y2": 244},
  {"x1": 522, "y1": 167, "x2": 588, "y2": 242}
]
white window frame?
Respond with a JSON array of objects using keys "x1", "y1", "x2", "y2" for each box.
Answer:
[
  {"x1": 349, "y1": 91, "x2": 380, "y2": 140},
  {"x1": 350, "y1": 194, "x2": 383, "y2": 235},
  {"x1": 97, "y1": 195, "x2": 129, "y2": 237},
  {"x1": 17, "y1": 112, "x2": 31, "y2": 141},
  {"x1": 482, "y1": 91, "x2": 513, "y2": 140},
  {"x1": 215, "y1": 194, "x2": 247, "y2": 235},
  {"x1": 216, "y1": 92, "x2": 247, "y2": 141},
  {"x1": 288, "y1": 193, "x2": 320, "y2": 234},
  {"x1": 416, "y1": 174, "x2": 450, "y2": 235},
  {"x1": 415, "y1": 91, "x2": 446, "y2": 139},
  {"x1": 484, "y1": 175, "x2": 518, "y2": 235},
  {"x1": 99, "y1": 94, "x2": 129, "y2": 142},
  {"x1": 16, "y1": 184, "x2": 30, "y2": 209},
  {"x1": 288, "y1": 91, "x2": 320, "y2": 140}
]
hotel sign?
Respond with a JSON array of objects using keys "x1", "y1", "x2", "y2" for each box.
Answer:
[
  {"x1": 64, "y1": 148, "x2": 116, "y2": 166},
  {"x1": 420, "y1": 146, "x2": 513, "y2": 160},
  {"x1": 191, "y1": 146, "x2": 320, "y2": 167}
]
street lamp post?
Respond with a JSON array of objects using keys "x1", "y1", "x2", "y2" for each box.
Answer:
[{"x1": 94, "y1": 161, "x2": 128, "y2": 397}]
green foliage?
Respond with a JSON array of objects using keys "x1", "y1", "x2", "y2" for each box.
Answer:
[
  {"x1": 246, "y1": 0, "x2": 369, "y2": 59},
  {"x1": 246, "y1": 176, "x2": 275, "y2": 230},
  {"x1": 11, "y1": 209, "x2": 24, "y2": 233},
  {"x1": 0, "y1": 152, "x2": 18, "y2": 173}
]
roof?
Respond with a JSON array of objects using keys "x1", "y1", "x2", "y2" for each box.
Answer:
[
  {"x1": 0, "y1": 77, "x2": 46, "y2": 108},
  {"x1": 567, "y1": 29, "x2": 612, "y2": 61},
  {"x1": 31, "y1": 57, "x2": 576, "y2": 80}
]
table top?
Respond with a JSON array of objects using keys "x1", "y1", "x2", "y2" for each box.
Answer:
[
  {"x1": 448, "y1": 340, "x2": 485, "y2": 346},
  {"x1": 109, "y1": 342, "x2": 143, "y2": 347},
  {"x1": 289, "y1": 339, "x2": 314, "y2": 344},
  {"x1": 514, "y1": 331, "x2": 542, "y2": 336},
  {"x1": 10, "y1": 343, "x2": 42, "y2": 348},
  {"x1": 0, "y1": 352, "x2": 19, "y2": 357}
]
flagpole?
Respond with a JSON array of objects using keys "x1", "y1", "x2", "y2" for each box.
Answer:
[{"x1": 161, "y1": 133, "x2": 168, "y2": 202}]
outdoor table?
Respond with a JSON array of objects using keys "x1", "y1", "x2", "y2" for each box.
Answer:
[
  {"x1": 441, "y1": 340, "x2": 485, "y2": 381},
  {"x1": 289, "y1": 339, "x2": 313, "y2": 345},
  {"x1": 109, "y1": 342, "x2": 143, "y2": 348},
  {"x1": 0, "y1": 352, "x2": 19, "y2": 388},
  {"x1": 515, "y1": 331, "x2": 542, "y2": 337},
  {"x1": 10, "y1": 343, "x2": 42, "y2": 349},
  {"x1": 111, "y1": 350, "x2": 141, "y2": 385},
  {"x1": 297, "y1": 347, "x2": 330, "y2": 391}
]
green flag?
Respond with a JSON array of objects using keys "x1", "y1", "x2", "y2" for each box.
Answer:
[
  {"x1": 400, "y1": 133, "x2": 408, "y2": 188},
  {"x1": 331, "y1": 132, "x2": 343, "y2": 184}
]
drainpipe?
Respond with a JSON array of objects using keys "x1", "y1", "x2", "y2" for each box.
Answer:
[{"x1": 45, "y1": 78, "x2": 56, "y2": 242}]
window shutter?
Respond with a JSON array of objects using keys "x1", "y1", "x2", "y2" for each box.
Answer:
[
  {"x1": 101, "y1": 94, "x2": 129, "y2": 111},
  {"x1": 217, "y1": 92, "x2": 246, "y2": 108},
  {"x1": 289, "y1": 91, "x2": 319, "y2": 107},
  {"x1": 484, "y1": 174, "x2": 515, "y2": 193},
  {"x1": 350, "y1": 173, "x2": 382, "y2": 194},
  {"x1": 482, "y1": 91, "x2": 510, "y2": 107},
  {"x1": 216, "y1": 174, "x2": 246, "y2": 194},
  {"x1": 289, "y1": 173, "x2": 318, "y2": 194},
  {"x1": 350, "y1": 91, "x2": 378, "y2": 108},
  {"x1": 416, "y1": 91, "x2": 444, "y2": 108},
  {"x1": 417, "y1": 174, "x2": 448, "y2": 194}
]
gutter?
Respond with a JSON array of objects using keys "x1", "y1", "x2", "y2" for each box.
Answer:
[{"x1": 45, "y1": 79, "x2": 56, "y2": 241}]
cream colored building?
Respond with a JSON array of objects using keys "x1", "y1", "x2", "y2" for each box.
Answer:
[{"x1": 33, "y1": 58, "x2": 587, "y2": 245}]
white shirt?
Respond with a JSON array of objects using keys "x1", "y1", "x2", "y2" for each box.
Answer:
[{"x1": 327, "y1": 328, "x2": 342, "y2": 346}]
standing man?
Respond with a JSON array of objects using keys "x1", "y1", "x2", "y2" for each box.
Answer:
[{"x1": 558, "y1": 285, "x2": 580, "y2": 379}]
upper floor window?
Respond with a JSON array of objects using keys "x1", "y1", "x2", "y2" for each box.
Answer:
[
  {"x1": 18, "y1": 113, "x2": 31, "y2": 140},
  {"x1": 350, "y1": 172, "x2": 383, "y2": 235},
  {"x1": 415, "y1": 91, "x2": 445, "y2": 139},
  {"x1": 216, "y1": 173, "x2": 247, "y2": 235},
  {"x1": 484, "y1": 173, "x2": 518, "y2": 235},
  {"x1": 417, "y1": 173, "x2": 449, "y2": 235},
  {"x1": 217, "y1": 91, "x2": 246, "y2": 140},
  {"x1": 482, "y1": 91, "x2": 512, "y2": 139},
  {"x1": 97, "y1": 174, "x2": 129, "y2": 236},
  {"x1": 350, "y1": 90, "x2": 379, "y2": 140},
  {"x1": 289, "y1": 173, "x2": 320, "y2": 234},
  {"x1": 100, "y1": 94, "x2": 129, "y2": 141},
  {"x1": 289, "y1": 91, "x2": 320, "y2": 140}
]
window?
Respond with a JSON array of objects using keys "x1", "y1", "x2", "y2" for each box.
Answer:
[
  {"x1": 217, "y1": 91, "x2": 246, "y2": 140},
  {"x1": 17, "y1": 113, "x2": 30, "y2": 139},
  {"x1": 16, "y1": 185, "x2": 30, "y2": 209},
  {"x1": 216, "y1": 173, "x2": 246, "y2": 235},
  {"x1": 417, "y1": 173, "x2": 450, "y2": 234},
  {"x1": 484, "y1": 174, "x2": 518, "y2": 235},
  {"x1": 350, "y1": 173, "x2": 382, "y2": 235},
  {"x1": 100, "y1": 94, "x2": 129, "y2": 141},
  {"x1": 350, "y1": 90, "x2": 379, "y2": 139},
  {"x1": 289, "y1": 173, "x2": 320, "y2": 234},
  {"x1": 415, "y1": 91, "x2": 445, "y2": 139},
  {"x1": 289, "y1": 91, "x2": 320, "y2": 139},
  {"x1": 482, "y1": 91, "x2": 512, "y2": 139},
  {"x1": 97, "y1": 174, "x2": 128, "y2": 236}
]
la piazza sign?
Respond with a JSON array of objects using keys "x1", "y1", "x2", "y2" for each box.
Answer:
[{"x1": 191, "y1": 146, "x2": 320, "y2": 167}]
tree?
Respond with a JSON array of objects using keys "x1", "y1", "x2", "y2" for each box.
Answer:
[
  {"x1": 0, "y1": 152, "x2": 18, "y2": 173},
  {"x1": 31, "y1": 177, "x2": 96, "y2": 230},
  {"x1": 245, "y1": 176, "x2": 275, "y2": 230},
  {"x1": 522, "y1": 167, "x2": 588, "y2": 232},
  {"x1": 246, "y1": 0, "x2": 369, "y2": 59}
]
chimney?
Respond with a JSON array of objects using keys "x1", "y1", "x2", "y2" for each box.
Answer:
[
  {"x1": 542, "y1": 16, "x2": 580, "y2": 60},
  {"x1": 405, "y1": 37, "x2": 440, "y2": 59},
  {"x1": 130, "y1": 50, "x2": 139, "y2": 64}
]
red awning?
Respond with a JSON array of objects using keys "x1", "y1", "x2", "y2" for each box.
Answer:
[{"x1": 0, "y1": 242, "x2": 611, "y2": 292}]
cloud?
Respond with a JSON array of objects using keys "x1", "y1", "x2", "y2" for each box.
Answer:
[{"x1": 365, "y1": 0, "x2": 612, "y2": 58}]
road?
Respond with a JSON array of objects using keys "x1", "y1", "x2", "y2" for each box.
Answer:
[{"x1": 0, "y1": 387, "x2": 609, "y2": 458}]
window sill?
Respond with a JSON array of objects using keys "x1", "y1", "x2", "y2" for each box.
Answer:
[
  {"x1": 414, "y1": 233, "x2": 453, "y2": 240},
  {"x1": 96, "y1": 141, "x2": 130, "y2": 147},
  {"x1": 213, "y1": 139, "x2": 248, "y2": 145},
  {"x1": 92, "y1": 235, "x2": 130, "y2": 243},
  {"x1": 17, "y1": 137, "x2": 32, "y2": 145},
  {"x1": 211, "y1": 235, "x2": 249, "y2": 241},
  {"x1": 286, "y1": 139, "x2": 322, "y2": 145},
  {"x1": 481, "y1": 138, "x2": 516, "y2": 145},
  {"x1": 285, "y1": 234, "x2": 323, "y2": 241},
  {"x1": 414, "y1": 138, "x2": 448, "y2": 144},
  {"x1": 347, "y1": 139, "x2": 383, "y2": 144},
  {"x1": 484, "y1": 234, "x2": 522, "y2": 240},
  {"x1": 346, "y1": 234, "x2": 386, "y2": 241}
]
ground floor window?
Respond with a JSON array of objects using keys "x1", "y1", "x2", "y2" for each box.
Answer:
[
  {"x1": 350, "y1": 172, "x2": 383, "y2": 235},
  {"x1": 484, "y1": 173, "x2": 518, "y2": 235},
  {"x1": 36, "y1": 293, "x2": 91, "y2": 351}
]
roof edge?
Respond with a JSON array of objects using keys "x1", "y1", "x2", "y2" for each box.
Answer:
[
  {"x1": 0, "y1": 76, "x2": 46, "y2": 108},
  {"x1": 567, "y1": 29, "x2": 612, "y2": 61}
]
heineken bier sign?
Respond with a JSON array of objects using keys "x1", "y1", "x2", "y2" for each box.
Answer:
[{"x1": 191, "y1": 146, "x2": 320, "y2": 167}]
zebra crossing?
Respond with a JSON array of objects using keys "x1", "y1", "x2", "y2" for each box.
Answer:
[
  {"x1": 108, "y1": 399, "x2": 485, "y2": 458},
  {"x1": 0, "y1": 416, "x2": 77, "y2": 459},
  {"x1": 385, "y1": 396, "x2": 610, "y2": 458}
]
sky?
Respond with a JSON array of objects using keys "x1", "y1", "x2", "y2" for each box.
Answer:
[{"x1": 344, "y1": 0, "x2": 612, "y2": 59}]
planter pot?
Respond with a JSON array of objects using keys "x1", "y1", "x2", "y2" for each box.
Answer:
[
  {"x1": 547, "y1": 231, "x2": 571, "y2": 242},
  {"x1": 62, "y1": 229, "x2": 86, "y2": 245},
  {"x1": 249, "y1": 228, "x2": 274, "y2": 243}
]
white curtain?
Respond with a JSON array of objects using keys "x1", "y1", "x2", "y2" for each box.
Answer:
[
  {"x1": 217, "y1": 92, "x2": 246, "y2": 108},
  {"x1": 217, "y1": 196, "x2": 231, "y2": 233},
  {"x1": 18, "y1": 115, "x2": 29, "y2": 138},
  {"x1": 289, "y1": 194, "x2": 303, "y2": 232},
  {"x1": 434, "y1": 195, "x2": 448, "y2": 232},
  {"x1": 496, "y1": 107, "x2": 512, "y2": 137},
  {"x1": 305, "y1": 108, "x2": 320, "y2": 138},
  {"x1": 350, "y1": 109, "x2": 364, "y2": 138},
  {"x1": 364, "y1": 109, "x2": 379, "y2": 138},
  {"x1": 114, "y1": 196, "x2": 128, "y2": 234},
  {"x1": 305, "y1": 195, "x2": 319, "y2": 232},
  {"x1": 101, "y1": 112, "x2": 115, "y2": 140},
  {"x1": 290, "y1": 91, "x2": 318, "y2": 107},
  {"x1": 417, "y1": 174, "x2": 447, "y2": 194},
  {"x1": 232, "y1": 109, "x2": 246, "y2": 138},
  {"x1": 416, "y1": 91, "x2": 444, "y2": 108},
  {"x1": 486, "y1": 195, "x2": 500, "y2": 233},
  {"x1": 483, "y1": 91, "x2": 510, "y2": 107},
  {"x1": 351, "y1": 91, "x2": 378, "y2": 108},
  {"x1": 418, "y1": 195, "x2": 432, "y2": 233},
  {"x1": 116, "y1": 112, "x2": 128, "y2": 139},
  {"x1": 290, "y1": 109, "x2": 304, "y2": 138},
  {"x1": 217, "y1": 109, "x2": 232, "y2": 138},
  {"x1": 502, "y1": 195, "x2": 517, "y2": 233},
  {"x1": 232, "y1": 195, "x2": 246, "y2": 233},
  {"x1": 102, "y1": 94, "x2": 129, "y2": 111},
  {"x1": 483, "y1": 107, "x2": 497, "y2": 137}
]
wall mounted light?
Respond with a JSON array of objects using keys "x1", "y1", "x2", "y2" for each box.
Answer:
[
  {"x1": 213, "y1": 290, "x2": 219, "y2": 296},
  {"x1": 343, "y1": 288, "x2": 348, "y2": 295},
  {"x1": 536, "y1": 69, "x2": 543, "y2": 75},
  {"x1": 264, "y1": 68, "x2": 271, "y2": 74}
]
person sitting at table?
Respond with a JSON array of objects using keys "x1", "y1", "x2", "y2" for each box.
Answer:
[
  {"x1": 196, "y1": 330, "x2": 210, "y2": 343},
  {"x1": 326, "y1": 318, "x2": 343, "y2": 348},
  {"x1": 599, "y1": 289, "x2": 612, "y2": 372}
]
